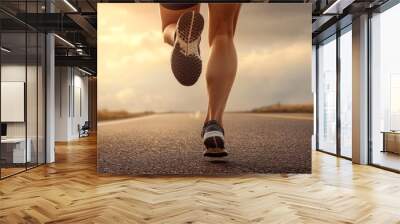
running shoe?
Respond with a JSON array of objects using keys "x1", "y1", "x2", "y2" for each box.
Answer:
[
  {"x1": 171, "y1": 11, "x2": 204, "y2": 86},
  {"x1": 201, "y1": 120, "x2": 228, "y2": 157}
]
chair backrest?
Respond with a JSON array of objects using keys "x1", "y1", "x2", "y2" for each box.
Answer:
[{"x1": 83, "y1": 121, "x2": 90, "y2": 129}]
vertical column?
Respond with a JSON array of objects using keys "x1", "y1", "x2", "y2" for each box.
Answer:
[
  {"x1": 88, "y1": 77, "x2": 97, "y2": 133},
  {"x1": 336, "y1": 30, "x2": 341, "y2": 156},
  {"x1": 46, "y1": 1, "x2": 55, "y2": 163},
  {"x1": 312, "y1": 45, "x2": 317, "y2": 150},
  {"x1": 352, "y1": 14, "x2": 369, "y2": 164}
]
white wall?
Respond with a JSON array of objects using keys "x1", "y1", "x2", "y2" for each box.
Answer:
[
  {"x1": 55, "y1": 67, "x2": 89, "y2": 141},
  {"x1": 72, "y1": 73, "x2": 89, "y2": 138},
  {"x1": 1, "y1": 82, "x2": 25, "y2": 123},
  {"x1": 55, "y1": 67, "x2": 70, "y2": 141}
]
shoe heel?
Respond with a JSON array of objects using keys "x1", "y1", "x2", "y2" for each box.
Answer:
[
  {"x1": 177, "y1": 11, "x2": 204, "y2": 43},
  {"x1": 204, "y1": 136, "x2": 225, "y2": 149}
]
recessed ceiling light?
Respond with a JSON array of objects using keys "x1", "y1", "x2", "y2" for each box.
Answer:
[
  {"x1": 63, "y1": 0, "x2": 78, "y2": 12},
  {"x1": 54, "y1": 34, "x2": 75, "y2": 48},
  {"x1": 323, "y1": 0, "x2": 355, "y2": 15},
  {"x1": 1, "y1": 47, "x2": 11, "y2": 53},
  {"x1": 78, "y1": 67, "x2": 93, "y2": 76}
]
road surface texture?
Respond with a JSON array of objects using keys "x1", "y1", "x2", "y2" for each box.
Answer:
[{"x1": 97, "y1": 113, "x2": 312, "y2": 175}]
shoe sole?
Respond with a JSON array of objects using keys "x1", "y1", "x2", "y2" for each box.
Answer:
[
  {"x1": 171, "y1": 11, "x2": 204, "y2": 86},
  {"x1": 203, "y1": 136, "x2": 228, "y2": 157},
  {"x1": 204, "y1": 148, "x2": 228, "y2": 157}
]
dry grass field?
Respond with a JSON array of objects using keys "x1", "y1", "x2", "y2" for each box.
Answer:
[
  {"x1": 251, "y1": 103, "x2": 313, "y2": 113},
  {"x1": 97, "y1": 110, "x2": 154, "y2": 121}
]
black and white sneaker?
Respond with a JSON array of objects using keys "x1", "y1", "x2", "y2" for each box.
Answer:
[
  {"x1": 171, "y1": 11, "x2": 204, "y2": 86},
  {"x1": 201, "y1": 120, "x2": 228, "y2": 157}
]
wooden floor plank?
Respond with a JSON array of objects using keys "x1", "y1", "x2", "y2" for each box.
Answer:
[{"x1": 0, "y1": 136, "x2": 400, "y2": 223}]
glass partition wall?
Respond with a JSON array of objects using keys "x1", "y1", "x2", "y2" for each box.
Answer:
[
  {"x1": 370, "y1": 2, "x2": 400, "y2": 171},
  {"x1": 317, "y1": 35, "x2": 337, "y2": 155},
  {"x1": 339, "y1": 27, "x2": 352, "y2": 159},
  {"x1": 315, "y1": 0, "x2": 400, "y2": 171},
  {"x1": 0, "y1": 2, "x2": 46, "y2": 179},
  {"x1": 316, "y1": 26, "x2": 353, "y2": 159},
  {"x1": 0, "y1": 31, "x2": 27, "y2": 177}
]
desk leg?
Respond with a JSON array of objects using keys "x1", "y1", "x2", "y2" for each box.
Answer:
[{"x1": 382, "y1": 133, "x2": 386, "y2": 153}]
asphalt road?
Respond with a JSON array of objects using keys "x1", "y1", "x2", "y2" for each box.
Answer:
[{"x1": 97, "y1": 113, "x2": 312, "y2": 175}]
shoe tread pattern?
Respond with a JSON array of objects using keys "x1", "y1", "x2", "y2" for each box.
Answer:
[{"x1": 171, "y1": 11, "x2": 204, "y2": 86}]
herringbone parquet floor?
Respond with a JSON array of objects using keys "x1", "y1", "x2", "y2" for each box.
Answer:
[{"x1": 1, "y1": 136, "x2": 400, "y2": 224}]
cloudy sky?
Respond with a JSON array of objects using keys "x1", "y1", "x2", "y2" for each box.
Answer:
[{"x1": 98, "y1": 3, "x2": 312, "y2": 112}]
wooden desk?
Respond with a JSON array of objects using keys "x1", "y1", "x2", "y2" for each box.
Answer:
[{"x1": 382, "y1": 131, "x2": 400, "y2": 154}]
